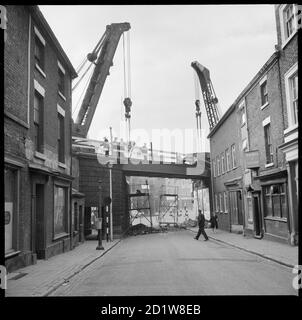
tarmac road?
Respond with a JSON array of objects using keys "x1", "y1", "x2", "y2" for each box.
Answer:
[{"x1": 50, "y1": 230, "x2": 297, "y2": 296}]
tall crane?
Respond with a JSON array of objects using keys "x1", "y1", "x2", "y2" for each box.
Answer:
[
  {"x1": 191, "y1": 61, "x2": 221, "y2": 131},
  {"x1": 73, "y1": 22, "x2": 131, "y2": 138}
]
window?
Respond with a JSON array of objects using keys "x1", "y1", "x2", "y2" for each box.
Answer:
[
  {"x1": 221, "y1": 152, "x2": 225, "y2": 174},
  {"x1": 73, "y1": 202, "x2": 78, "y2": 232},
  {"x1": 217, "y1": 155, "x2": 220, "y2": 176},
  {"x1": 239, "y1": 100, "x2": 246, "y2": 126},
  {"x1": 212, "y1": 159, "x2": 216, "y2": 178},
  {"x1": 263, "y1": 184, "x2": 287, "y2": 219},
  {"x1": 290, "y1": 73, "x2": 298, "y2": 125},
  {"x1": 264, "y1": 123, "x2": 273, "y2": 164},
  {"x1": 279, "y1": 4, "x2": 298, "y2": 46},
  {"x1": 58, "y1": 114, "x2": 65, "y2": 163},
  {"x1": 219, "y1": 193, "x2": 224, "y2": 213},
  {"x1": 58, "y1": 68, "x2": 65, "y2": 96},
  {"x1": 35, "y1": 35, "x2": 45, "y2": 71},
  {"x1": 54, "y1": 186, "x2": 68, "y2": 236},
  {"x1": 215, "y1": 194, "x2": 219, "y2": 212},
  {"x1": 224, "y1": 192, "x2": 228, "y2": 213},
  {"x1": 231, "y1": 144, "x2": 236, "y2": 168},
  {"x1": 5, "y1": 167, "x2": 17, "y2": 254},
  {"x1": 225, "y1": 148, "x2": 230, "y2": 171},
  {"x1": 34, "y1": 91, "x2": 44, "y2": 152},
  {"x1": 260, "y1": 80, "x2": 268, "y2": 107},
  {"x1": 242, "y1": 139, "x2": 247, "y2": 151}
]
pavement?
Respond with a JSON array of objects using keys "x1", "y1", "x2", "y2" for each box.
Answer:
[
  {"x1": 48, "y1": 230, "x2": 297, "y2": 296},
  {"x1": 5, "y1": 227, "x2": 298, "y2": 296},
  {"x1": 188, "y1": 226, "x2": 298, "y2": 268},
  {"x1": 5, "y1": 239, "x2": 121, "y2": 297}
]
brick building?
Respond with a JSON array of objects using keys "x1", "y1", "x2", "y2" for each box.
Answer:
[
  {"x1": 208, "y1": 103, "x2": 244, "y2": 233},
  {"x1": 276, "y1": 4, "x2": 299, "y2": 245},
  {"x1": 208, "y1": 4, "x2": 298, "y2": 245},
  {"x1": 4, "y1": 5, "x2": 79, "y2": 272}
]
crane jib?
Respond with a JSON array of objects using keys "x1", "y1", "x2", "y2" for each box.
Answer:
[{"x1": 73, "y1": 22, "x2": 131, "y2": 138}]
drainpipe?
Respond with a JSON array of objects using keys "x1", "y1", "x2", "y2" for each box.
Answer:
[{"x1": 69, "y1": 82, "x2": 73, "y2": 251}]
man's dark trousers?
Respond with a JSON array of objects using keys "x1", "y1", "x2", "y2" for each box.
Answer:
[{"x1": 195, "y1": 227, "x2": 209, "y2": 240}]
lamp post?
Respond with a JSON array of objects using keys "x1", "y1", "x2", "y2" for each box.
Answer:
[{"x1": 96, "y1": 179, "x2": 104, "y2": 250}]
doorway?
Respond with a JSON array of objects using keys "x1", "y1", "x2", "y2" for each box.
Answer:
[
  {"x1": 35, "y1": 184, "x2": 45, "y2": 258},
  {"x1": 252, "y1": 192, "x2": 262, "y2": 238}
]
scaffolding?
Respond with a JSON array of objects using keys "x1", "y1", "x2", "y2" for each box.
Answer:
[
  {"x1": 159, "y1": 185, "x2": 179, "y2": 227},
  {"x1": 128, "y1": 180, "x2": 153, "y2": 232}
]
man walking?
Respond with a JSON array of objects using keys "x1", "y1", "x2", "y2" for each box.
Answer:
[{"x1": 194, "y1": 210, "x2": 209, "y2": 241}]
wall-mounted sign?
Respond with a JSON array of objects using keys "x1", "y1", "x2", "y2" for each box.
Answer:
[{"x1": 245, "y1": 150, "x2": 260, "y2": 169}]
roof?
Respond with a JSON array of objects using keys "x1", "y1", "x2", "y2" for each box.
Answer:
[
  {"x1": 29, "y1": 6, "x2": 77, "y2": 79},
  {"x1": 207, "y1": 51, "x2": 279, "y2": 139}
]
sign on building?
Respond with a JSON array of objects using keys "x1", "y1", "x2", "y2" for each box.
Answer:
[{"x1": 245, "y1": 150, "x2": 260, "y2": 169}]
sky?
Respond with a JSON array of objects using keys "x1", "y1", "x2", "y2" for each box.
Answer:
[{"x1": 40, "y1": 5, "x2": 277, "y2": 153}]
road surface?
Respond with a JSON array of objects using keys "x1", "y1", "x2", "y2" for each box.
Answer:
[{"x1": 50, "y1": 230, "x2": 297, "y2": 296}]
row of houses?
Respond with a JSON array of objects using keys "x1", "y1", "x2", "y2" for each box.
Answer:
[
  {"x1": 209, "y1": 4, "x2": 298, "y2": 245},
  {"x1": 4, "y1": 5, "x2": 85, "y2": 272}
]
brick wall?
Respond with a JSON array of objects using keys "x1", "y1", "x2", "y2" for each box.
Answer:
[
  {"x1": 246, "y1": 60, "x2": 285, "y2": 172},
  {"x1": 274, "y1": 5, "x2": 298, "y2": 129},
  {"x1": 210, "y1": 107, "x2": 243, "y2": 231},
  {"x1": 79, "y1": 156, "x2": 129, "y2": 237},
  {"x1": 4, "y1": 5, "x2": 29, "y2": 125}
]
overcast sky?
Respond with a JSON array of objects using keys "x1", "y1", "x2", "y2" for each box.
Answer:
[{"x1": 40, "y1": 5, "x2": 277, "y2": 153}]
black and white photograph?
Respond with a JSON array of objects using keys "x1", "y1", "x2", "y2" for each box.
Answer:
[{"x1": 1, "y1": 3, "x2": 300, "y2": 311}]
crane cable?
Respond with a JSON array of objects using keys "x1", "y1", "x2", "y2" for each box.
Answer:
[
  {"x1": 72, "y1": 62, "x2": 94, "y2": 92},
  {"x1": 72, "y1": 65, "x2": 94, "y2": 117}
]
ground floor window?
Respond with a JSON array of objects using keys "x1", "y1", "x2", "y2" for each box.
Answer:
[
  {"x1": 5, "y1": 167, "x2": 17, "y2": 254},
  {"x1": 54, "y1": 186, "x2": 68, "y2": 237},
  {"x1": 263, "y1": 183, "x2": 287, "y2": 219}
]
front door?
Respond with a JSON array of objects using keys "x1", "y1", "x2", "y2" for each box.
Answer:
[
  {"x1": 252, "y1": 192, "x2": 262, "y2": 238},
  {"x1": 35, "y1": 184, "x2": 45, "y2": 258}
]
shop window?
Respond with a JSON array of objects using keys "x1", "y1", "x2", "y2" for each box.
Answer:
[
  {"x1": 263, "y1": 184, "x2": 287, "y2": 219},
  {"x1": 54, "y1": 186, "x2": 68, "y2": 237},
  {"x1": 5, "y1": 167, "x2": 17, "y2": 254}
]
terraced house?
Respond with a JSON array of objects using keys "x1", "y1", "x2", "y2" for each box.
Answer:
[
  {"x1": 209, "y1": 4, "x2": 298, "y2": 245},
  {"x1": 4, "y1": 5, "x2": 81, "y2": 272}
]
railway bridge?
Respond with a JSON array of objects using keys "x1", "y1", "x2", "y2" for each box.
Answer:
[{"x1": 72, "y1": 139, "x2": 211, "y2": 239}]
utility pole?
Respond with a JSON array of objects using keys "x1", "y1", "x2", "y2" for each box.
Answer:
[{"x1": 96, "y1": 179, "x2": 104, "y2": 250}]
